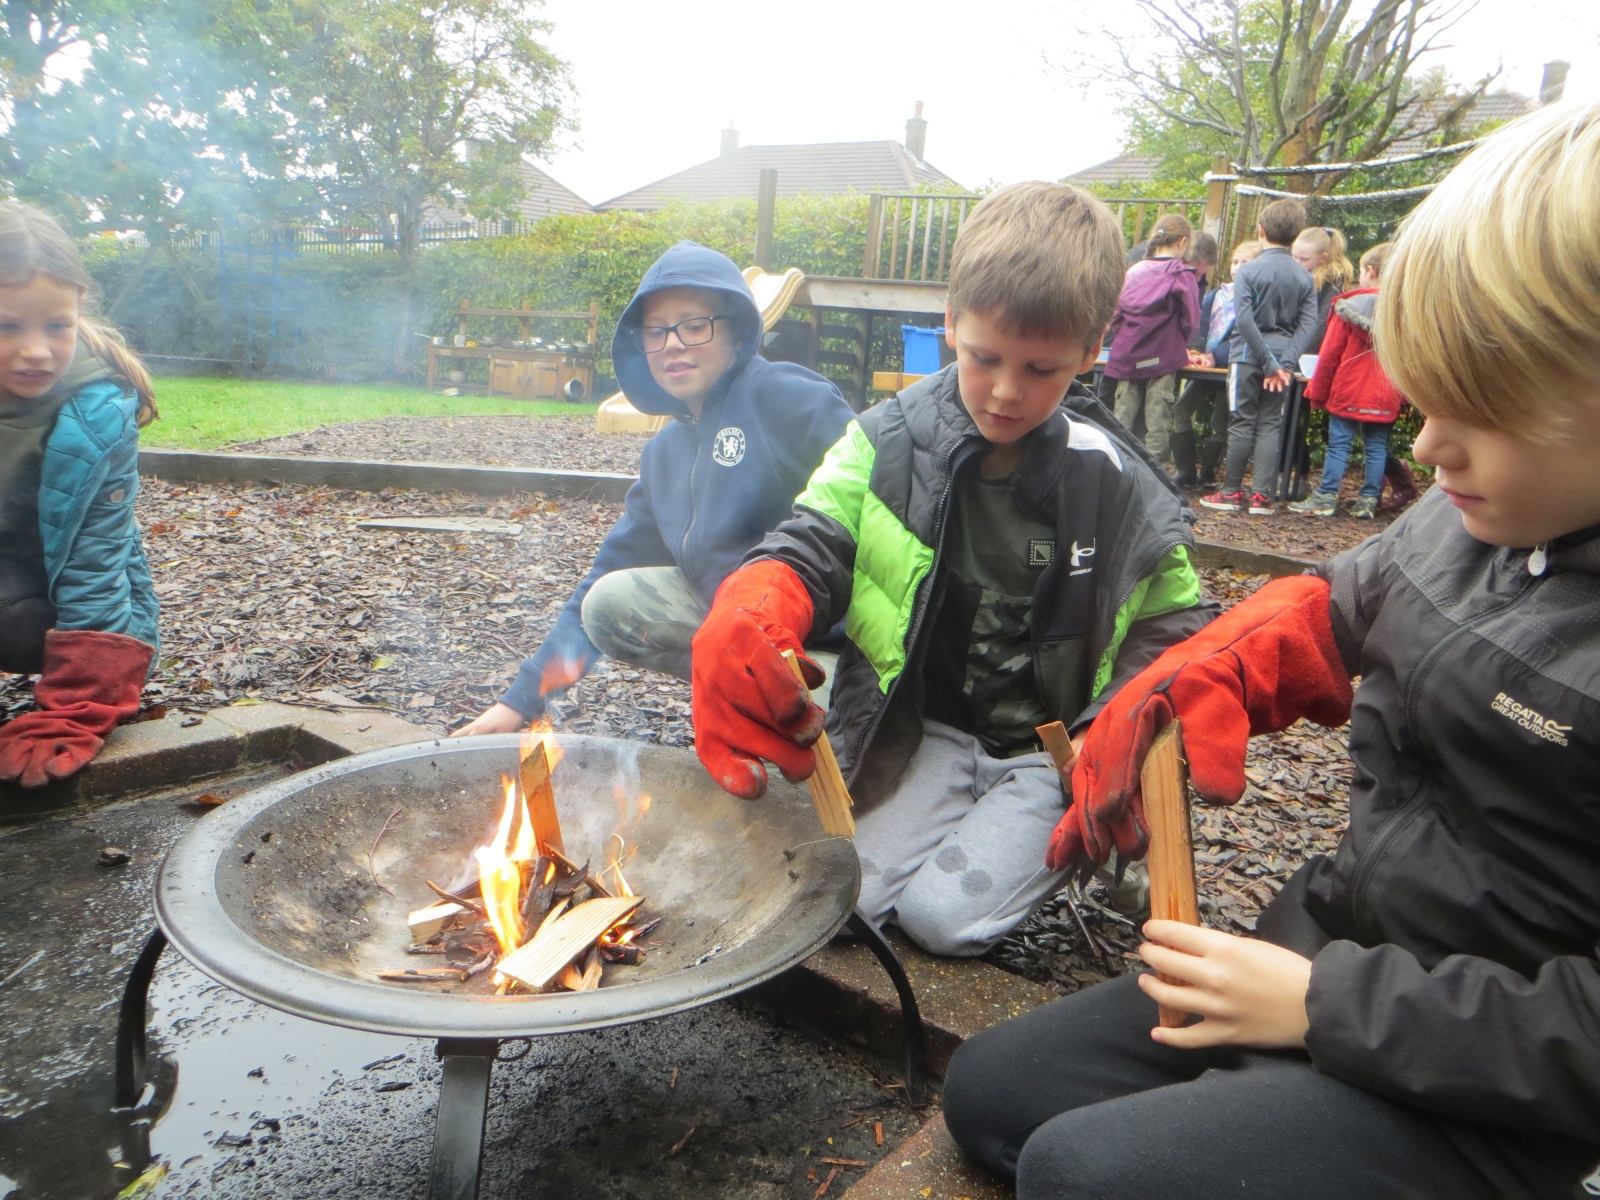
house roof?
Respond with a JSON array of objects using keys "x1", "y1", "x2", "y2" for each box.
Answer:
[
  {"x1": 1387, "y1": 90, "x2": 1534, "y2": 153},
  {"x1": 596, "y1": 141, "x2": 961, "y2": 210},
  {"x1": 507, "y1": 161, "x2": 594, "y2": 219},
  {"x1": 1062, "y1": 152, "x2": 1163, "y2": 187},
  {"x1": 423, "y1": 160, "x2": 592, "y2": 226}
]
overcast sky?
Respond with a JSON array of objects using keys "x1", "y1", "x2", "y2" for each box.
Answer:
[{"x1": 537, "y1": 0, "x2": 1600, "y2": 205}]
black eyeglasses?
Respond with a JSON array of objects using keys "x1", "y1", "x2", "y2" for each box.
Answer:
[{"x1": 639, "y1": 316, "x2": 726, "y2": 354}]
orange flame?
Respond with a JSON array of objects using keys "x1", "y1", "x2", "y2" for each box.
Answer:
[
  {"x1": 476, "y1": 775, "x2": 531, "y2": 957},
  {"x1": 520, "y1": 715, "x2": 565, "y2": 772}
]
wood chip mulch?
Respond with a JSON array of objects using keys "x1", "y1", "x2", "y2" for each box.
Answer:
[
  {"x1": 227, "y1": 414, "x2": 654, "y2": 475},
  {"x1": 0, "y1": 420, "x2": 1377, "y2": 995},
  {"x1": 114, "y1": 477, "x2": 692, "y2": 744}
]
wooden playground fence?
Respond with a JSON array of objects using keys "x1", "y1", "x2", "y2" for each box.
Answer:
[{"x1": 860, "y1": 191, "x2": 1207, "y2": 282}]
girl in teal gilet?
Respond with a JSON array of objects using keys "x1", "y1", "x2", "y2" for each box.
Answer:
[{"x1": 0, "y1": 201, "x2": 160, "y2": 788}]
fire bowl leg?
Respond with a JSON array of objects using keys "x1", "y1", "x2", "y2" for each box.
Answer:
[
  {"x1": 114, "y1": 928, "x2": 169, "y2": 1110},
  {"x1": 845, "y1": 910, "x2": 929, "y2": 1107},
  {"x1": 429, "y1": 1038, "x2": 501, "y2": 1200}
]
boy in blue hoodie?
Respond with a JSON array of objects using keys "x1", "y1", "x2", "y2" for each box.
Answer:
[{"x1": 455, "y1": 242, "x2": 854, "y2": 735}]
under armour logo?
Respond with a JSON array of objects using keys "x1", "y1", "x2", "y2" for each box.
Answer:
[{"x1": 1070, "y1": 540, "x2": 1096, "y2": 567}]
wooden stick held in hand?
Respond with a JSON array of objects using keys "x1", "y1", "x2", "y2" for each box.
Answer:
[
  {"x1": 782, "y1": 651, "x2": 855, "y2": 838},
  {"x1": 1035, "y1": 721, "x2": 1075, "y2": 773},
  {"x1": 1142, "y1": 721, "x2": 1200, "y2": 1028}
]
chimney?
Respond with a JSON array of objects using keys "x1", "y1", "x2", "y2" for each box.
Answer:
[
  {"x1": 1539, "y1": 61, "x2": 1570, "y2": 105},
  {"x1": 721, "y1": 121, "x2": 739, "y2": 156},
  {"x1": 904, "y1": 101, "x2": 927, "y2": 161}
]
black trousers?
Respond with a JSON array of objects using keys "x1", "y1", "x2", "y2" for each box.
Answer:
[
  {"x1": 943, "y1": 972, "x2": 1515, "y2": 1200},
  {"x1": 0, "y1": 558, "x2": 54, "y2": 675}
]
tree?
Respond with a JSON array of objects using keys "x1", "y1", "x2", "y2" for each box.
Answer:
[
  {"x1": 284, "y1": 0, "x2": 572, "y2": 268},
  {"x1": 1061, "y1": 0, "x2": 1495, "y2": 188},
  {"x1": 2, "y1": 0, "x2": 311, "y2": 233}
]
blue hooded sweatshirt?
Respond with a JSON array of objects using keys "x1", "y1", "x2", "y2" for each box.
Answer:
[{"x1": 500, "y1": 241, "x2": 854, "y2": 717}]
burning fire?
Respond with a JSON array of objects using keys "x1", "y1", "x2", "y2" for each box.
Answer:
[
  {"x1": 476, "y1": 775, "x2": 536, "y2": 956},
  {"x1": 390, "y1": 726, "x2": 662, "y2": 994}
]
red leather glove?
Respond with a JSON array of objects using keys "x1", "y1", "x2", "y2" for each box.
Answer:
[
  {"x1": 1047, "y1": 575, "x2": 1352, "y2": 870},
  {"x1": 0, "y1": 629, "x2": 153, "y2": 788},
  {"x1": 692, "y1": 560, "x2": 826, "y2": 799}
]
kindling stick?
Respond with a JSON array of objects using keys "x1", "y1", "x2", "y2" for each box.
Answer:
[
  {"x1": 782, "y1": 651, "x2": 856, "y2": 838},
  {"x1": 1035, "y1": 721, "x2": 1075, "y2": 773},
  {"x1": 1141, "y1": 721, "x2": 1200, "y2": 1028}
]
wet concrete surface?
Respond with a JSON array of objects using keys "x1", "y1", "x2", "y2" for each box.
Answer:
[{"x1": 0, "y1": 779, "x2": 923, "y2": 1200}]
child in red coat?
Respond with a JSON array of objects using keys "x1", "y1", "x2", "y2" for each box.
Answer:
[{"x1": 1289, "y1": 243, "x2": 1402, "y2": 518}]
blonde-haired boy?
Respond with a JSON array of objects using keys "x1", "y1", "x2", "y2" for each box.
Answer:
[
  {"x1": 689, "y1": 182, "x2": 1216, "y2": 956},
  {"x1": 943, "y1": 102, "x2": 1600, "y2": 1198}
]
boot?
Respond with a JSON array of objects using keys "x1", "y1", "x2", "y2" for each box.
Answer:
[
  {"x1": 1199, "y1": 439, "x2": 1225, "y2": 486},
  {"x1": 1379, "y1": 454, "x2": 1420, "y2": 513},
  {"x1": 1170, "y1": 428, "x2": 1199, "y2": 486}
]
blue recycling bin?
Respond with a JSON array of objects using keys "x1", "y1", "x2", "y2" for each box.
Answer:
[{"x1": 900, "y1": 325, "x2": 947, "y2": 375}]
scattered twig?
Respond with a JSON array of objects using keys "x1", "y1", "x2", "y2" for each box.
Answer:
[
  {"x1": 294, "y1": 651, "x2": 335, "y2": 683},
  {"x1": 0, "y1": 950, "x2": 45, "y2": 989},
  {"x1": 1064, "y1": 886, "x2": 1110, "y2": 969},
  {"x1": 667, "y1": 1125, "x2": 696, "y2": 1156},
  {"x1": 812, "y1": 1166, "x2": 841, "y2": 1197},
  {"x1": 367, "y1": 806, "x2": 402, "y2": 897},
  {"x1": 462, "y1": 952, "x2": 496, "y2": 980},
  {"x1": 669, "y1": 1066, "x2": 679, "y2": 1090},
  {"x1": 425, "y1": 879, "x2": 489, "y2": 918},
  {"x1": 874, "y1": 1121, "x2": 883, "y2": 1146},
  {"x1": 818, "y1": 1157, "x2": 869, "y2": 1167}
]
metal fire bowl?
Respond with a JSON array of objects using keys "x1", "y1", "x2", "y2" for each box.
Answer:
[{"x1": 155, "y1": 735, "x2": 860, "y2": 1040}]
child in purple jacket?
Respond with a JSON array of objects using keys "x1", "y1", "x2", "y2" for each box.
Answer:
[{"x1": 1104, "y1": 214, "x2": 1201, "y2": 463}]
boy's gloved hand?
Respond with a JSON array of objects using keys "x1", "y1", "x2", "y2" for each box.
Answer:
[
  {"x1": 692, "y1": 560, "x2": 826, "y2": 799},
  {"x1": 1047, "y1": 575, "x2": 1351, "y2": 869},
  {"x1": 0, "y1": 629, "x2": 154, "y2": 788}
]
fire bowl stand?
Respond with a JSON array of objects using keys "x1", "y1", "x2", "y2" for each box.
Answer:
[{"x1": 113, "y1": 913, "x2": 927, "y2": 1200}]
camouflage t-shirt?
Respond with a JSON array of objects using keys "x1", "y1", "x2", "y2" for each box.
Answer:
[{"x1": 921, "y1": 466, "x2": 1055, "y2": 757}]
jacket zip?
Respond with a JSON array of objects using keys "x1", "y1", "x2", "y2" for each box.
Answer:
[
  {"x1": 47, "y1": 456, "x2": 111, "y2": 592},
  {"x1": 676, "y1": 413, "x2": 705, "y2": 579},
  {"x1": 845, "y1": 432, "x2": 979, "y2": 774},
  {"x1": 1348, "y1": 557, "x2": 1541, "y2": 927}
]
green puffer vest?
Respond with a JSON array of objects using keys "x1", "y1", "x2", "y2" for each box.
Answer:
[{"x1": 751, "y1": 367, "x2": 1215, "y2": 806}]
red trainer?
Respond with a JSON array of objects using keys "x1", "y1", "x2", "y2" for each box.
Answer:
[
  {"x1": 1199, "y1": 489, "x2": 1245, "y2": 511},
  {"x1": 1248, "y1": 492, "x2": 1274, "y2": 515}
]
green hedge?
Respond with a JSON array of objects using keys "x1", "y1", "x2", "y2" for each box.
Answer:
[{"x1": 82, "y1": 195, "x2": 874, "y2": 383}]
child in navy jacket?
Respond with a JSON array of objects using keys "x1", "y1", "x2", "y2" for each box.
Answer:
[{"x1": 455, "y1": 242, "x2": 854, "y2": 735}]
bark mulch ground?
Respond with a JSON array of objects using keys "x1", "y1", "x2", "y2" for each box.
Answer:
[
  {"x1": 228, "y1": 413, "x2": 654, "y2": 475},
  {"x1": 225, "y1": 413, "x2": 1429, "y2": 562},
  {"x1": 0, "y1": 414, "x2": 1378, "y2": 1000}
]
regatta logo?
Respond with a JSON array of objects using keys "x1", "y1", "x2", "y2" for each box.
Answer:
[
  {"x1": 712, "y1": 426, "x2": 746, "y2": 467},
  {"x1": 1492, "y1": 692, "x2": 1571, "y2": 746},
  {"x1": 1027, "y1": 539, "x2": 1055, "y2": 568}
]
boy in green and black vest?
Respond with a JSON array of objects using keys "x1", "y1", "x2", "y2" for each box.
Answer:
[{"x1": 689, "y1": 183, "x2": 1216, "y2": 956}]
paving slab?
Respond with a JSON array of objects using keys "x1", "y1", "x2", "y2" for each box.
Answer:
[
  {"x1": 138, "y1": 448, "x2": 635, "y2": 503},
  {"x1": 754, "y1": 929, "x2": 1055, "y2": 1078},
  {"x1": 0, "y1": 701, "x2": 431, "y2": 823},
  {"x1": 840, "y1": 1113, "x2": 1009, "y2": 1200}
]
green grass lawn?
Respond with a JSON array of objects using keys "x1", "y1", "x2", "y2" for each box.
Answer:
[{"x1": 141, "y1": 376, "x2": 597, "y2": 450}]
